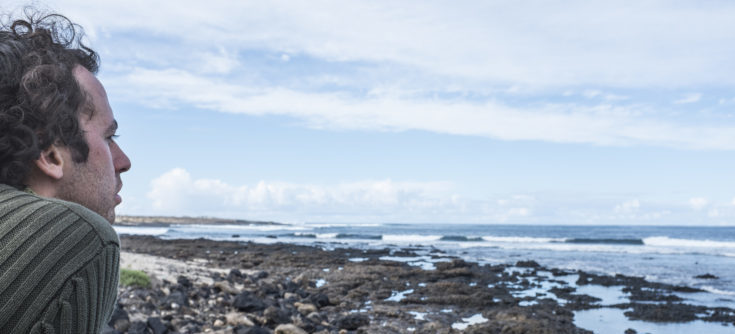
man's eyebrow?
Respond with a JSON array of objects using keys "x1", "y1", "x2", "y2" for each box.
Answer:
[{"x1": 106, "y1": 120, "x2": 118, "y2": 134}]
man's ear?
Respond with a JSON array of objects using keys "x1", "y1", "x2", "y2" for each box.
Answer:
[{"x1": 33, "y1": 144, "x2": 67, "y2": 180}]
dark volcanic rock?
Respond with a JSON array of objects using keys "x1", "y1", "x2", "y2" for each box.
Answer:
[
  {"x1": 108, "y1": 306, "x2": 130, "y2": 332},
  {"x1": 177, "y1": 275, "x2": 193, "y2": 289},
  {"x1": 309, "y1": 293, "x2": 330, "y2": 308},
  {"x1": 694, "y1": 273, "x2": 719, "y2": 279},
  {"x1": 624, "y1": 286, "x2": 683, "y2": 302},
  {"x1": 127, "y1": 321, "x2": 151, "y2": 334},
  {"x1": 228, "y1": 268, "x2": 244, "y2": 282},
  {"x1": 163, "y1": 290, "x2": 189, "y2": 308},
  {"x1": 624, "y1": 303, "x2": 704, "y2": 322},
  {"x1": 146, "y1": 317, "x2": 167, "y2": 334},
  {"x1": 234, "y1": 291, "x2": 267, "y2": 312},
  {"x1": 333, "y1": 313, "x2": 369, "y2": 330},
  {"x1": 464, "y1": 307, "x2": 592, "y2": 334},
  {"x1": 117, "y1": 235, "x2": 735, "y2": 333},
  {"x1": 235, "y1": 325, "x2": 271, "y2": 334},
  {"x1": 264, "y1": 305, "x2": 291, "y2": 324},
  {"x1": 516, "y1": 260, "x2": 541, "y2": 268}
]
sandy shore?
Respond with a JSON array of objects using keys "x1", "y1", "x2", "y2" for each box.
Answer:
[{"x1": 105, "y1": 236, "x2": 735, "y2": 334}]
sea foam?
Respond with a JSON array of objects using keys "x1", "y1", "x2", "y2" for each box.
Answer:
[
  {"x1": 113, "y1": 226, "x2": 169, "y2": 236},
  {"x1": 643, "y1": 236, "x2": 735, "y2": 248}
]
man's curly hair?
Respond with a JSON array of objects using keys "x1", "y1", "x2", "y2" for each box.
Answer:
[{"x1": 0, "y1": 8, "x2": 99, "y2": 189}]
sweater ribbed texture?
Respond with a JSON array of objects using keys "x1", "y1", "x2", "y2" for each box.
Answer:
[{"x1": 0, "y1": 184, "x2": 120, "y2": 334}]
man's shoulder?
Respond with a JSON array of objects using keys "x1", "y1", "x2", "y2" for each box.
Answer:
[{"x1": 0, "y1": 184, "x2": 119, "y2": 245}]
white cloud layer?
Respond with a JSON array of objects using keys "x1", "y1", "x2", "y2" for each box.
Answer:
[
  {"x1": 674, "y1": 93, "x2": 703, "y2": 105},
  {"x1": 140, "y1": 169, "x2": 733, "y2": 224},
  {"x1": 147, "y1": 168, "x2": 453, "y2": 221},
  {"x1": 146, "y1": 168, "x2": 545, "y2": 223},
  {"x1": 102, "y1": 67, "x2": 735, "y2": 149},
  {"x1": 48, "y1": 0, "x2": 735, "y2": 88},
  {"x1": 3, "y1": 1, "x2": 730, "y2": 149},
  {"x1": 689, "y1": 197, "x2": 709, "y2": 210},
  {"x1": 614, "y1": 199, "x2": 640, "y2": 214}
]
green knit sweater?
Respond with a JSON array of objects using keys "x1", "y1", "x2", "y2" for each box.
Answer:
[{"x1": 0, "y1": 184, "x2": 120, "y2": 334}]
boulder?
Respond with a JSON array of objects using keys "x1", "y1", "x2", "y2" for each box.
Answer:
[
  {"x1": 235, "y1": 325, "x2": 271, "y2": 334},
  {"x1": 214, "y1": 281, "x2": 239, "y2": 295},
  {"x1": 274, "y1": 324, "x2": 308, "y2": 334},
  {"x1": 163, "y1": 290, "x2": 189, "y2": 308},
  {"x1": 226, "y1": 312, "x2": 255, "y2": 326},
  {"x1": 146, "y1": 317, "x2": 167, "y2": 334},
  {"x1": 264, "y1": 306, "x2": 292, "y2": 324},
  {"x1": 177, "y1": 276, "x2": 193, "y2": 289},
  {"x1": 108, "y1": 307, "x2": 130, "y2": 332},
  {"x1": 234, "y1": 292, "x2": 266, "y2": 312},
  {"x1": 127, "y1": 321, "x2": 150, "y2": 334},
  {"x1": 309, "y1": 293, "x2": 331, "y2": 308},
  {"x1": 333, "y1": 314, "x2": 369, "y2": 330},
  {"x1": 296, "y1": 303, "x2": 317, "y2": 315}
]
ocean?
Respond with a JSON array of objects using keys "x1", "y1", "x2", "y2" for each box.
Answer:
[{"x1": 114, "y1": 223, "x2": 735, "y2": 333}]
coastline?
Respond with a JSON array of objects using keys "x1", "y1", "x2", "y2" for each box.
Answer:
[
  {"x1": 115, "y1": 215, "x2": 282, "y2": 227},
  {"x1": 111, "y1": 235, "x2": 735, "y2": 334}
]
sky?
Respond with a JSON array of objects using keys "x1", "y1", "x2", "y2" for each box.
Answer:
[{"x1": 5, "y1": 1, "x2": 735, "y2": 225}]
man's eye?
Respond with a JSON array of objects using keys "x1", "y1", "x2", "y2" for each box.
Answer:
[{"x1": 107, "y1": 134, "x2": 119, "y2": 142}]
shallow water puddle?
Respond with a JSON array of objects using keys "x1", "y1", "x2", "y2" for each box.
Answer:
[
  {"x1": 409, "y1": 311, "x2": 427, "y2": 321},
  {"x1": 673, "y1": 290, "x2": 735, "y2": 308},
  {"x1": 451, "y1": 314, "x2": 488, "y2": 330},
  {"x1": 510, "y1": 276, "x2": 567, "y2": 304},
  {"x1": 379, "y1": 255, "x2": 451, "y2": 270},
  {"x1": 385, "y1": 289, "x2": 414, "y2": 302},
  {"x1": 575, "y1": 308, "x2": 735, "y2": 334},
  {"x1": 575, "y1": 284, "x2": 628, "y2": 305}
]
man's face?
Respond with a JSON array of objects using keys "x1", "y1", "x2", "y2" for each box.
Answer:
[{"x1": 56, "y1": 66, "x2": 131, "y2": 223}]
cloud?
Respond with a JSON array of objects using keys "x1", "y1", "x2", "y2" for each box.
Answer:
[
  {"x1": 614, "y1": 199, "x2": 640, "y2": 214},
  {"x1": 689, "y1": 197, "x2": 708, "y2": 210},
  {"x1": 139, "y1": 169, "x2": 734, "y2": 224},
  {"x1": 148, "y1": 168, "x2": 458, "y2": 221},
  {"x1": 107, "y1": 67, "x2": 735, "y2": 149},
  {"x1": 13, "y1": 1, "x2": 728, "y2": 150},
  {"x1": 51, "y1": 0, "x2": 735, "y2": 88},
  {"x1": 674, "y1": 93, "x2": 702, "y2": 104},
  {"x1": 145, "y1": 168, "x2": 547, "y2": 223}
]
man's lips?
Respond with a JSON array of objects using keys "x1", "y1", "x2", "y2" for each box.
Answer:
[{"x1": 115, "y1": 182, "x2": 123, "y2": 204}]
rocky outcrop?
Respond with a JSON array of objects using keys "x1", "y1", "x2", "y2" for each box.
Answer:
[{"x1": 111, "y1": 236, "x2": 735, "y2": 334}]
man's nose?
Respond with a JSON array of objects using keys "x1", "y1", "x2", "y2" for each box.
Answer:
[{"x1": 114, "y1": 142, "x2": 131, "y2": 173}]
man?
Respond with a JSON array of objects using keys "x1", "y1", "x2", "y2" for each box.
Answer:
[{"x1": 0, "y1": 9, "x2": 130, "y2": 333}]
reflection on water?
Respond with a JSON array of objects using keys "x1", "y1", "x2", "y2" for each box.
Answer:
[{"x1": 575, "y1": 308, "x2": 735, "y2": 334}]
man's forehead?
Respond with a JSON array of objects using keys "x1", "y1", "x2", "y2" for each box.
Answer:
[
  {"x1": 73, "y1": 65, "x2": 115, "y2": 125},
  {"x1": 73, "y1": 66, "x2": 107, "y2": 98}
]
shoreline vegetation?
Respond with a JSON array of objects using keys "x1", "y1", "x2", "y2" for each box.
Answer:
[{"x1": 110, "y1": 216, "x2": 735, "y2": 334}]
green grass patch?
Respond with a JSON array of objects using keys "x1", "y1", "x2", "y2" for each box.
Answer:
[{"x1": 120, "y1": 268, "x2": 151, "y2": 288}]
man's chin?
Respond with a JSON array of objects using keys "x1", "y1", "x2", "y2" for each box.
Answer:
[{"x1": 106, "y1": 212, "x2": 116, "y2": 224}]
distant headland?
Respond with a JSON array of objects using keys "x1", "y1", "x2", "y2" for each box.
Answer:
[{"x1": 114, "y1": 215, "x2": 283, "y2": 227}]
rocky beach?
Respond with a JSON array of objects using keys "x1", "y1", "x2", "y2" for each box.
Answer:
[{"x1": 104, "y1": 235, "x2": 735, "y2": 334}]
